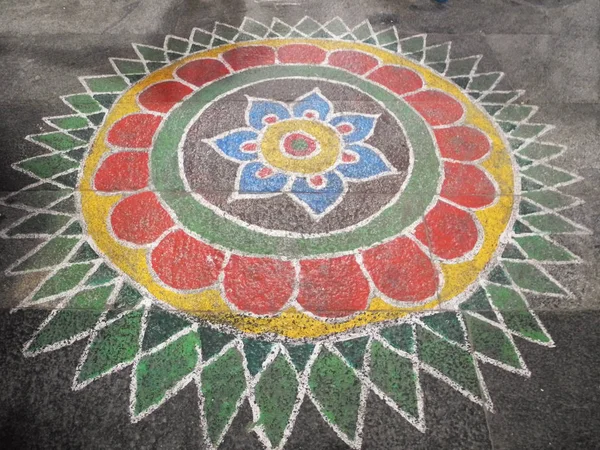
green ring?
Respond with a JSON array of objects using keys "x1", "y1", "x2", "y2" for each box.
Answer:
[{"x1": 151, "y1": 65, "x2": 440, "y2": 258}]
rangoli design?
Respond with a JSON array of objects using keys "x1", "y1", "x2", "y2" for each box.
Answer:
[{"x1": 0, "y1": 17, "x2": 588, "y2": 449}]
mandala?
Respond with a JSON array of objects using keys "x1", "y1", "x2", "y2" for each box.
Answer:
[{"x1": 1, "y1": 17, "x2": 589, "y2": 449}]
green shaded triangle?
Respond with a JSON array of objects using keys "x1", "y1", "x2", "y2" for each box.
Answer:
[
  {"x1": 30, "y1": 132, "x2": 85, "y2": 151},
  {"x1": 255, "y1": 354, "x2": 299, "y2": 448},
  {"x1": 452, "y1": 77, "x2": 470, "y2": 89},
  {"x1": 53, "y1": 171, "x2": 79, "y2": 188},
  {"x1": 165, "y1": 37, "x2": 189, "y2": 53},
  {"x1": 68, "y1": 128, "x2": 95, "y2": 142},
  {"x1": 503, "y1": 262, "x2": 564, "y2": 295},
  {"x1": 460, "y1": 288, "x2": 497, "y2": 321},
  {"x1": 484, "y1": 284, "x2": 551, "y2": 343},
  {"x1": 113, "y1": 59, "x2": 146, "y2": 75},
  {"x1": 421, "y1": 312, "x2": 465, "y2": 344},
  {"x1": 135, "y1": 332, "x2": 199, "y2": 415},
  {"x1": 135, "y1": 44, "x2": 166, "y2": 62},
  {"x1": 513, "y1": 220, "x2": 533, "y2": 234},
  {"x1": 400, "y1": 36, "x2": 425, "y2": 54},
  {"x1": 428, "y1": 62, "x2": 447, "y2": 73},
  {"x1": 191, "y1": 29, "x2": 212, "y2": 45},
  {"x1": 27, "y1": 285, "x2": 114, "y2": 352},
  {"x1": 78, "y1": 309, "x2": 143, "y2": 382},
  {"x1": 369, "y1": 340, "x2": 419, "y2": 417},
  {"x1": 309, "y1": 349, "x2": 361, "y2": 440},
  {"x1": 517, "y1": 157, "x2": 533, "y2": 169},
  {"x1": 285, "y1": 343, "x2": 315, "y2": 372},
  {"x1": 7, "y1": 213, "x2": 70, "y2": 236},
  {"x1": 65, "y1": 147, "x2": 87, "y2": 162},
  {"x1": 8, "y1": 186, "x2": 70, "y2": 209},
  {"x1": 61, "y1": 220, "x2": 82, "y2": 235},
  {"x1": 511, "y1": 124, "x2": 546, "y2": 139},
  {"x1": 87, "y1": 112, "x2": 106, "y2": 126},
  {"x1": 519, "y1": 200, "x2": 541, "y2": 215},
  {"x1": 12, "y1": 236, "x2": 80, "y2": 272},
  {"x1": 488, "y1": 265, "x2": 511, "y2": 285},
  {"x1": 167, "y1": 52, "x2": 183, "y2": 62},
  {"x1": 380, "y1": 324, "x2": 415, "y2": 353},
  {"x1": 86, "y1": 263, "x2": 118, "y2": 286},
  {"x1": 523, "y1": 190, "x2": 576, "y2": 209},
  {"x1": 243, "y1": 339, "x2": 273, "y2": 376},
  {"x1": 495, "y1": 105, "x2": 534, "y2": 122},
  {"x1": 514, "y1": 236, "x2": 574, "y2": 262},
  {"x1": 142, "y1": 308, "x2": 192, "y2": 351},
  {"x1": 83, "y1": 76, "x2": 128, "y2": 93},
  {"x1": 498, "y1": 121, "x2": 517, "y2": 133},
  {"x1": 522, "y1": 165, "x2": 576, "y2": 186},
  {"x1": 445, "y1": 57, "x2": 478, "y2": 77},
  {"x1": 424, "y1": 43, "x2": 449, "y2": 63},
  {"x1": 375, "y1": 28, "x2": 397, "y2": 46},
  {"x1": 520, "y1": 178, "x2": 544, "y2": 192},
  {"x1": 17, "y1": 154, "x2": 79, "y2": 180},
  {"x1": 69, "y1": 242, "x2": 99, "y2": 263},
  {"x1": 519, "y1": 143, "x2": 563, "y2": 160},
  {"x1": 146, "y1": 62, "x2": 167, "y2": 71},
  {"x1": 407, "y1": 51, "x2": 424, "y2": 62},
  {"x1": 63, "y1": 94, "x2": 103, "y2": 114},
  {"x1": 464, "y1": 315, "x2": 522, "y2": 368},
  {"x1": 198, "y1": 327, "x2": 234, "y2": 360},
  {"x1": 201, "y1": 348, "x2": 246, "y2": 443},
  {"x1": 468, "y1": 73, "x2": 501, "y2": 91},
  {"x1": 508, "y1": 138, "x2": 525, "y2": 150},
  {"x1": 93, "y1": 94, "x2": 118, "y2": 109},
  {"x1": 334, "y1": 336, "x2": 369, "y2": 369},
  {"x1": 106, "y1": 283, "x2": 143, "y2": 320},
  {"x1": 483, "y1": 104, "x2": 503, "y2": 115},
  {"x1": 523, "y1": 214, "x2": 579, "y2": 233},
  {"x1": 212, "y1": 38, "x2": 228, "y2": 47},
  {"x1": 501, "y1": 243, "x2": 526, "y2": 260},
  {"x1": 417, "y1": 327, "x2": 481, "y2": 397},
  {"x1": 32, "y1": 263, "x2": 94, "y2": 301}
]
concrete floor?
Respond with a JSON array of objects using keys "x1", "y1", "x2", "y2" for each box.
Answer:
[{"x1": 0, "y1": 1, "x2": 599, "y2": 449}]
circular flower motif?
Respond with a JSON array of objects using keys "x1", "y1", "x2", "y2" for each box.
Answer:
[{"x1": 82, "y1": 39, "x2": 510, "y2": 336}]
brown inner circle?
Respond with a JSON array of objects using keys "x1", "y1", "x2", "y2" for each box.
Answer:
[{"x1": 182, "y1": 78, "x2": 411, "y2": 234}]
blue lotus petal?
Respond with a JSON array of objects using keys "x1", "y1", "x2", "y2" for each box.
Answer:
[
  {"x1": 247, "y1": 98, "x2": 291, "y2": 130},
  {"x1": 238, "y1": 162, "x2": 289, "y2": 194},
  {"x1": 337, "y1": 144, "x2": 392, "y2": 180},
  {"x1": 212, "y1": 129, "x2": 259, "y2": 162},
  {"x1": 292, "y1": 90, "x2": 331, "y2": 120},
  {"x1": 291, "y1": 172, "x2": 344, "y2": 216},
  {"x1": 329, "y1": 114, "x2": 377, "y2": 144}
]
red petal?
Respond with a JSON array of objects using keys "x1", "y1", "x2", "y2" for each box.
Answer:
[
  {"x1": 441, "y1": 162, "x2": 497, "y2": 208},
  {"x1": 367, "y1": 65, "x2": 423, "y2": 96},
  {"x1": 327, "y1": 50, "x2": 379, "y2": 74},
  {"x1": 297, "y1": 255, "x2": 370, "y2": 318},
  {"x1": 277, "y1": 44, "x2": 327, "y2": 64},
  {"x1": 222, "y1": 46, "x2": 276, "y2": 71},
  {"x1": 176, "y1": 59, "x2": 230, "y2": 87},
  {"x1": 362, "y1": 237, "x2": 438, "y2": 302},
  {"x1": 107, "y1": 114, "x2": 162, "y2": 149},
  {"x1": 223, "y1": 255, "x2": 295, "y2": 315},
  {"x1": 435, "y1": 126, "x2": 491, "y2": 161},
  {"x1": 404, "y1": 90, "x2": 464, "y2": 126},
  {"x1": 138, "y1": 81, "x2": 193, "y2": 113},
  {"x1": 414, "y1": 201, "x2": 479, "y2": 260},
  {"x1": 151, "y1": 230, "x2": 224, "y2": 290},
  {"x1": 110, "y1": 192, "x2": 174, "y2": 245},
  {"x1": 95, "y1": 152, "x2": 148, "y2": 191}
]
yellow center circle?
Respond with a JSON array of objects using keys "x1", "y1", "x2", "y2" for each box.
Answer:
[{"x1": 260, "y1": 119, "x2": 341, "y2": 174}]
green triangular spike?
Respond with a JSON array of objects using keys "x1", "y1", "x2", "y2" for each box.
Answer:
[
  {"x1": 86, "y1": 112, "x2": 105, "y2": 126},
  {"x1": 12, "y1": 236, "x2": 80, "y2": 272},
  {"x1": 352, "y1": 22, "x2": 373, "y2": 41},
  {"x1": 243, "y1": 339, "x2": 273, "y2": 376},
  {"x1": 421, "y1": 312, "x2": 466, "y2": 344},
  {"x1": 165, "y1": 36, "x2": 189, "y2": 53},
  {"x1": 167, "y1": 52, "x2": 183, "y2": 62},
  {"x1": 189, "y1": 44, "x2": 206, "y2": 53},
  {"x1": 468, "y1": 73, "x2": 501, "y2": 91},
  {"x1": 522, "y1": 165, "x2": 576, "y2": 186},
  {"x1": 516, "y1": 155, "x2": 533, "y2": 167},
  {"x1": 459, "y1": 288, "x2": 497, "y2": 321},
  {"x1": 380, "y1": 324, "x2": 415, "y2": 353},
  {"x1": 482, "y1": 104, "x2": 503, "y2": 115},
  {"x1": 520, "y1": 178, "x2": 544, "y2": 192},
  {"x1": 106, "y1": 283, "x2": 144, "y2": 320},
  {"x1": 513, "y1": 220, "x2": 533, "y2": 234},
  {"x1": 27, "y1": 285, "x2": 114, "y2": 352},
  {"x1": 334, "y1": 336, "x2": 369, "y2": 369},
  {"x1": 82, "y1": 76, "x2": 128, "y2": 94},
  {"x1": 484, "y1": 284, "x2": 551, "y2": 343},
  {"x1": 310, "y1": 29, "x2": 333, "y2": 39},
  {"x1": 135, "y1": 44, "x2": 166, "y2": 62},
  {"x1": 511, "y1": 123, "x2": 547, "y2": 139},
  {"x1": 63, "y1": 94, "x2": 103, "y2": 114},
  {"x1": 400, "y1": 35, "x2": 425, "y2": 54},
  {"x1": 523, "y1": 213, "x2": 579, "y2": 233},
  {"x1": 214, "y1": 23, "x2": 238, "y2": 41},
  {"x1": 65, "y1": 147, "x2": 87, "y2": 162},
  {"x1": 32, "y1": 262, "x2": 94, "y2": 302},
  {"x1": 141, "y1": 307, "x2": 192, "y2": 351},
  {"x1": 503, "y1": 262, "x2": 565, "y2": 295},
  {"x1": 501, "y1": 243, "x2": 526, "y2": 260},
  {"x1": 341, "y1": 33, "x2": 356, "y2": 41},
  {"x1": 480, "y1": 91, "x2": 521, "y2": 104},
  {"x1": 6, "y1": 213, "x2": 70, "y2": 236},
  {"x1": 406, "y1": 51, "x2": 424, "y2": 61},
  {"x1": 77, "y1": 309, "x2": 144, "y2": 382},
  {"x1": 86, "y1": 263, "x2": 118, "y2": 286},
  {"x1": 52, "y1": 171, "x2": 79, "y2": 188},
  {"x1": 234, "y1": 32, "x2": 257, "y2": 42},
  {"x1": 146, "y1": 61, "x2": 167, "y2": 71},
  {"x1": 495, "y1": 105, "x2": 534, "y2": 122},
  {"x1": 271, "y1": 20, "x2": 292, "y2": 36},
  {"x1": 514, "y1": 236, "x2": 575, "y2": 262},
  {"x1": 369, "y1": 340, "x2": 419, "y2": 418},
  {"x1": 198, "y1": 327, "x2": 234, "y2": 360},
  {"x1": 30, "y1": 132, "x2": 86, "y2": 152},
  {"x1": 211, "y1": 38, "x2": 229, "y2": 47},
  {"x1": 48, "y1": 114, "x2": 89, "y2": 130},
  {"x1": 295, "y1": 17, "x2": 322, "y2": 36},
  {"x1": 191, "y1": 29, "x2": 212, "y2": 45},
  {"x1": 383, "y1": 42, "x2": 399, "y2": 52},
  {"x1": 69, "y1": 242, "x2": 99, "y2": 263},
  {"x1": 464, "y1": 315, "x2": 522, "y2": 368},
  {"x1": 285, "y1": 343, "x2": 315, "y2": 372},
  {"x1": 498, "y1": 121, "x2": 517, "y2": 133},
  {"x1": 68, "y1": 127, "x2": 95, "y2": 142},
  {"x1": 93, "y1": 94, "x2": 118, "y2": 109},
  {"x1": 523, "y1": 190, "x2": 576, "y2": 209},
  {"x1": 287, "y1": 30, "x2": 304, "y2": 38},
  {"x1": 309, "y1": 349, "x2": 361, "y2": 440},
  {"x1": 519, "y1": 142, "x2": 563, "y2": 160},
  {"x1": 112, "y1": 59, "x2": 146, "y2": 75},
  {"x1": 452, "y1": 77, "x2": 470, "y2": 89},
  {"x1": 323, "y1": 18, "x2": 350, "y2": 37},
  {"x1": 488, "y1": 265, "x2": 511, "y2": 285},
  {"x1": 7, "y1": 185, "x2": 70, "y2": 208},
  {"x1": 240, "y1": 18, "x2": 269, "y2": 37},
  {"x1": 519, "y1": 200, "x2": 541, "y2": 215},
  {"x1": 424, "y1": 43, "x2": 449, "y2": 63},
  {"x1": 508, "y1": 138, "x2": 525, "y2": 150},
  {"x1": 429, "y1": 62, "x2": 447, "y2": 73},
  {"x1": 61, "y1": 220, "x2": 82, "y2": 235},
  {"x1": 416, "y1": 327, "x2": 481, "y2": 397},
  {"x1": 375, "y1": 28, "x2": 397, "y2": 46},
  {"x1": 17, "y1": 154, "x2": 79, "y2": 179},
  {"x1": 445, "y1": 56, "x2": 479, "y2": 77}
]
